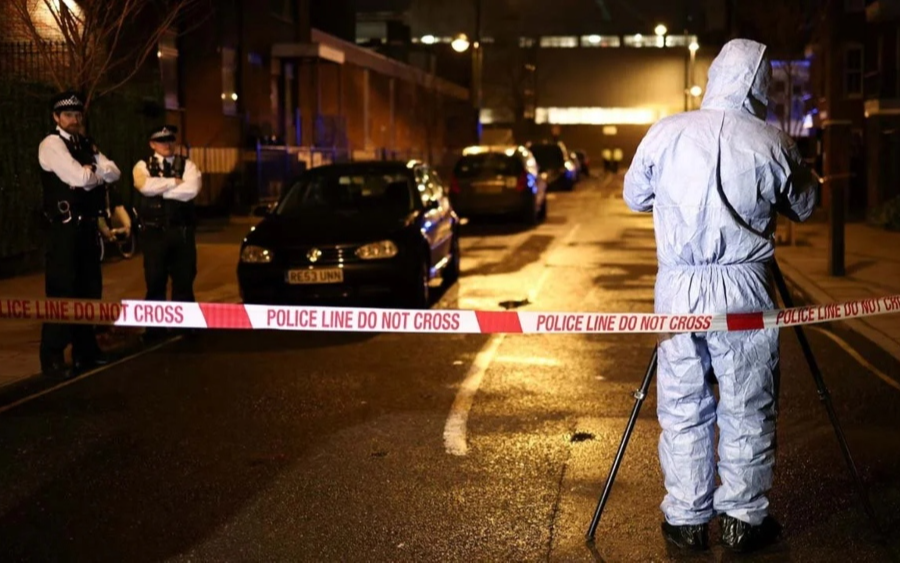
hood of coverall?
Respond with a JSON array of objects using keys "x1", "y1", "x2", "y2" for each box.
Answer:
[{"x1": 700, "y1": 39, "x2": 771, "y2": 120}]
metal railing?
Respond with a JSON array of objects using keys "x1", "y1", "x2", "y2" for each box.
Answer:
[
  {"x1": 0, "y1": 41, "x2": 73, "y2": 84},
  {"x1": 184, "y1": 143, "x2": 463, "y2": 211}
]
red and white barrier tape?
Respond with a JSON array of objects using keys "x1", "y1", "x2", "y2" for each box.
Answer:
[{"x1": 2, "y1": 294, "x2": 899, "y2": 334}]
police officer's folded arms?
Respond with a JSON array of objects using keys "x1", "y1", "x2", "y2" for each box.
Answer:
[
  {"x1": 132, "y1": 125, "x2": 202, "y2": 340},
  {"x1": 38, "y1": 91, "x2": 121, "y2": 379}
]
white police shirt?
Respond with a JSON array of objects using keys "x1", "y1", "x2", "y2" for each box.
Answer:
[
  {"x1": 132, "y1": 153, "x2": 202, "y2": 202},
  {"x1": 38, "y1": 126, "x2": 121, "y2": 189}
]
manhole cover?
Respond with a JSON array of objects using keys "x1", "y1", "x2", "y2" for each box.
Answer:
[{"x1": 570, "y1": 432, "x2": 595, "y2": 443}]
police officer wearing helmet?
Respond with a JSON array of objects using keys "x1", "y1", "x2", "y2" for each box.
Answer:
[
  {"x1": 38, "y1": 91, "x2": 121, "y2": 379},
  {"x1": 132, "y1": 125, "x2": 202, "y2": 339}
]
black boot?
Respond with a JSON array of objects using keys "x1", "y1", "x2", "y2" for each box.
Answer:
[
  {"x1": 41, "y1": 358, "x2": 75, "y2": 381},
  {"x1": 661, "y1": 521, "x2": 709, "y2": 551},
  {"x1": 719, "y1": 514, "x2": 782, "y2": 553}
]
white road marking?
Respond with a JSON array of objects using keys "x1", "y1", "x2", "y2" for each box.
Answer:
[
  {"x1": 494, "y1": 356, "x2": 562, "y2": 367},
  {"x1": 528, "y1": 222, "x2": 580, "y2": 303},
  {"x1": 443, "y1": 334, "x2": 506, "y2": 456},
  {"x1": 443, "y1": 221, "x2": 581, "y2": 455},
  {"x1": 808, "y1": 326, "x2": 900, "y2": 393}
]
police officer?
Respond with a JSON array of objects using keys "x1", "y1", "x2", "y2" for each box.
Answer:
[
  {"x1": 38, "y1": 91, "x2": 121, "y2": 379},
  {"x1": 132, "y1": 125, "x2": 202, "y2": 339}
]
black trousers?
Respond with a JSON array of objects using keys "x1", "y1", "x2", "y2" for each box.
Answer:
[
  {"x1": 142, "y1": 225, "x2": 197, "y2": 302},
  {"x1": 40, "y1": 220, "x2": 103, "y2": 368}
]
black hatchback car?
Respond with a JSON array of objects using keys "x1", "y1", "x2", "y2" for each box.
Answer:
[
  {"x1": 448, "y1": 145, "x2": 548, "y2": 224},
  {"x1": 238, "y1": 161, "x2": 460, "y2": 308}
]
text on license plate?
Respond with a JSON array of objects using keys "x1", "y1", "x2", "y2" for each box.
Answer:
[{"x1": 286, "y1": 268, "x2": 344, "y2": 284}]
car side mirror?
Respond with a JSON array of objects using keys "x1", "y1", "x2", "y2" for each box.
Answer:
[{"x1": 252, "y1": 203, "x2": 273, "y2": 217}]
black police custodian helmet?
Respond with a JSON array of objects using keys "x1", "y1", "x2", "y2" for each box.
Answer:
[
  {"x1": 149, "y1": 124, "x2": 178, "y2": 142},
  {"x1": 51, "y1": 90, "x2": 85, "y2": 113}
]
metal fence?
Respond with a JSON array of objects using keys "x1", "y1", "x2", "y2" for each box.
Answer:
[{"x1": 0, "y1": 41, "x2": 73, "y2": 84}]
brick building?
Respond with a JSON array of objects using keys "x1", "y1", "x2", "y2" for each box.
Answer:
[
  {"x1": 0, "y1": 0, "x2": 474, "y2": 212},
  {"x1": 863, "y1": 0, "x2": 900, "y2": 211}
]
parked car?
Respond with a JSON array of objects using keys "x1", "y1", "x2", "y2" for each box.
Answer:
[
  {"x1": 528, "y1": 140, "x2": 578, "y2": 191},
  {"x1": 238, "y1": 161, "x2": 460, "y2": 308},
  {"x1": 574, "y1": 149, "x2": 591, "y2": 177},
  {"x1": 448, "y1": 145, "x2": 548, "y2": 224}
]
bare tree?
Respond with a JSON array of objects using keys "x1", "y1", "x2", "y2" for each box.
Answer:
[
  {"x1": 735, "y1": 0, "x2": 826, "y2": 136},
  {"x1": 9, "y1": 0, "x2": 207, "y2": 107}
]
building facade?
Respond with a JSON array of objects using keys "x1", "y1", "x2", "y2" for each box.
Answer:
[{"x1": 0, "y1": 0, "x2": 473, "y2": 213}]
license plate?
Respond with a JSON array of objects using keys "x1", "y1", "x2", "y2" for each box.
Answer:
[
  {"x1": 474, "y1": 183, "x2": 503, "y2": 194},
  {"x1": 285, "y1": 268, "x2": 344, "y2": 284}
]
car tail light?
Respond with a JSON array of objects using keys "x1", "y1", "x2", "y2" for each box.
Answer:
[
  {"x1": 450, "y1": 175, "x2": 461, "y2": 194},
  {"x1": 516, "y1": 172, "x2": 527, "y2": 192}
]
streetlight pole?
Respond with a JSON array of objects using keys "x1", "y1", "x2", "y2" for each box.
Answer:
[{"x1": 473, "y1": 0, "x2": 483, "y2": 143}]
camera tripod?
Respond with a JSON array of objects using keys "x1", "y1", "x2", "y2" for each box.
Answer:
[{"x1": 584, "y1": 259, "x2": 884, "y2": 543}]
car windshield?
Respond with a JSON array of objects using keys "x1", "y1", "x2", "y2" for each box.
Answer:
[
  {"x1": 454, "y1": 153, "x2": 523, "y2": 178},
  {"x1": 275, "y1": 169, "x2": 415, "y2": 216},
  {"x1": 529, "y1": 145, "x2": 564, "y2": 168}
]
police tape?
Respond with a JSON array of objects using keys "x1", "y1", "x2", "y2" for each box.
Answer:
[{"x1": 1, "y1": 294, "x2": 900, "y2": 334}]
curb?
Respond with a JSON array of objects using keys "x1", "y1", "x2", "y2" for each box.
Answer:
[{"x1": 778, "y1": 259, "x2": 900, "y2": 362}]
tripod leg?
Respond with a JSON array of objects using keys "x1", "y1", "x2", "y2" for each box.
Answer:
[
  {"x1": 586, "y1": 346, "x2": 658, "y2": 542},
  {"x1": 771, "y1": 260, "x2": 884, "y2": 538}
]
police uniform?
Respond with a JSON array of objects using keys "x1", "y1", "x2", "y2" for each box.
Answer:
[
  {"x1": 133, "y1": 125, "x2": 202, "y2": 314},
  {"x1": 38, "y1": 91, "x2": 121, "y2": 377}
]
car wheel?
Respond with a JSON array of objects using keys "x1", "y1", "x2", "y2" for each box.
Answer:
[
  {"x1": 538, "y1": 199, "x2": 548, "y2": 222},
  {"x1": 404, "y1": 260, "x2": 430, "y2": 309},
  {"x1": 443, "y1": 235, "x2": 460, "y2": 287},
  {"x1": 520, "y1": 204, "x2": 538, "y2": 225}
]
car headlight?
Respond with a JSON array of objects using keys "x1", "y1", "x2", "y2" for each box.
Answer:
[
  {"x1": 241, "y1": 245, "x2": 273, "y2": 263},
  {"x1": 355, "y1": 240, "x2": 398, "y2": 260}
]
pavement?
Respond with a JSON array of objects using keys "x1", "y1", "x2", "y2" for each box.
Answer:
[
  {"x1": 0, "y1": 217, "x2": 258, "y2": 390},
  {"x1": 1, "y1": 192, "x2": 899, "y2": 391},
  {"x1": 775, "y1": 212, "x2": 900, "y2": 361}
]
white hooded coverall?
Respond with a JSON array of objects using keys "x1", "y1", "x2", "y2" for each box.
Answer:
[{"x1": 623, "y1": 38, "x2": 818, "y2": 527}]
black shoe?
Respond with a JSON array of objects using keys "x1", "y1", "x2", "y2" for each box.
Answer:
[
  {"x1": 661, "y1": 521, "x2": 709, "y2": 551},
  {"x1": 719, "y1": 514, "x2": 782, "y2": 553},
  {"x1": 73, "y1": 353, "x2": 114, "y2": 372},
  {"x1": 41, "y1": 360, "x2": 75, "y2": 381}
]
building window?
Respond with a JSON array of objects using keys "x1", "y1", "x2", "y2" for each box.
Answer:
[
  {"x1": 539, "y1": 36, "x2": 578, "y2": 48},
  {"x1": 222, "y1": 46, "x2": 238, "y2": 115},
  {"x1": 665, "y1": 35, "x2": 698, "y2": 48},
  {"x1": 534, "y1": 107, "x2": 662, "y2": 125},
  {"x1": 580, "y1": 35, "x2": 620, "y2": 47},
  {"x1": 519, "y1": 37, "x2": 536, "y2": 48},
  {"x1": 269, "y1": 0, "x2": 293, "y2": 21},
  {"x1": 158, "y1": 29, "x2": 179, "y2": 110},
  {"x1": 845, "y1": 44, "x2": 863, "y2": 98},
  {"x1": 623, "y1": 34, "x2": 664, "y2": 48}
]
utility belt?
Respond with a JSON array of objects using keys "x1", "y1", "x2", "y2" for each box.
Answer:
[
  {"x1": 43, "y1": 200, "x2": 101, "y2": 228},
  {"x1": 139, "y1": 196, "x2": 195, "y2": 230},
  {"x1": 141, "y1": 216, "x2": 195, "y2": 230}
]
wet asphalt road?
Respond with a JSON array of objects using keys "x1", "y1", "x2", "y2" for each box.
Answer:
[{"x1": 1, "y1": 175, "x2": 899, "y2": 562}]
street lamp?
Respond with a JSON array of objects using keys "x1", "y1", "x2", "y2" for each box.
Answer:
[
  {"x1": 451, "y1": 33, "x2": 470, "y2": 53},
  {"x1": 421, "y1": 34, "x2": 437, "y2": 45},
  {"x1": 654, "y1": 24, "x2": 667, "y2": 48},
  {"x1": 686, "y1": 40, "x2": 699, "y2": 110}
]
